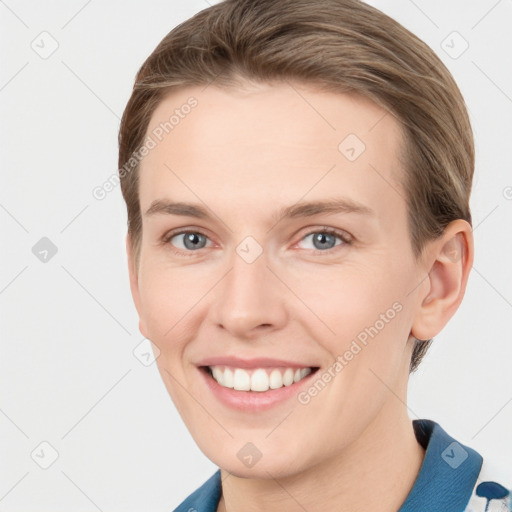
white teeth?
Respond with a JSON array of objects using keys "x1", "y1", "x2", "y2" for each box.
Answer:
[
  {"x1": 251, "y1": 369, "x2": 269, "y2": 392},
  {"x1": 300, "y1": 367, "x2": 312, "y2": 380},
  {"x1": 233, "y1": 368, "x2": 251, "y2": 391},
  {"x1": 269, "y1": 369, "x2": 283, "y2": 389},
  {"x1": 212, "y1": 366, "x2": 224, "y2": 386},
  {"x1": 209, "y1": 365, "x2": 313, "y2": 391},
  {"x1": 282, "y1": 368, "x2": 294, "y2": 386},
  {"x1": 223, "y1": 367, "x2": 234, "y2": 388}
]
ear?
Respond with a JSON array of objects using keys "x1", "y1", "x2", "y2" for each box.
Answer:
[
  {"x1": 126, "y1": 234, "x2": 149, "y2": 339},
  {"x1": 411, "y1": 219, "x2": 474, "y2": 341}
]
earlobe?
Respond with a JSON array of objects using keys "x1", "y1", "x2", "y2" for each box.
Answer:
[{"x1": 411, "y1": 220, "x2": 474, "y2": 341}]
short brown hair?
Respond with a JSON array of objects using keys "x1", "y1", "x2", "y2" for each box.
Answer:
[{"x1": 118, "y1": 0, "x2": 474, "y2": 372}]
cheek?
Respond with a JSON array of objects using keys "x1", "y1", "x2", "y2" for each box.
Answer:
[
  {"x1": 290, "y1": 262, "x2": 402, "y2": 329},
  {"x1": 137, "y1": 262, "x2": 202, "y2": 336},
  {"x1": 137, "y1": 268, "x2": 200, "y2": 408},
  {"x1": 295, "y1": 261, "x2": 413, "y2": 376}
]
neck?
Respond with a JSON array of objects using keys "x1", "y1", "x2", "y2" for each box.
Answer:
[{"x1": 217, "y1": 403, "x2": 425, "y2": 512}]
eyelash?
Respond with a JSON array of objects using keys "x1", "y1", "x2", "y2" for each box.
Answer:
[{"x1": 161, "y1": 227, "x2": 352, "y2": 258}]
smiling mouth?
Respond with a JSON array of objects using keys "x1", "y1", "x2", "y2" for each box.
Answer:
[{"x1": 201, "y1": 365, "x2": 320, "y2": 392}]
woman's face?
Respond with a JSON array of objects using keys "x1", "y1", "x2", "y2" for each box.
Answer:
[{"x1": 128, "y1": 81, "x2": 428, "y2": 478}]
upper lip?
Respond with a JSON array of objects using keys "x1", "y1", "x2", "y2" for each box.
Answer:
[{"x1": 196, "y1": 356, "x2": 318, "y2": 369}]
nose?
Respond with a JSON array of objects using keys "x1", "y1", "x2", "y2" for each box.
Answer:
[{"x1": 211, "y1": 248, "x2": 288, "y2": 340}]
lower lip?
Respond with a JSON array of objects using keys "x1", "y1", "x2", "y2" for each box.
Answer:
[{"x1": 198, "y1": 367, "x2": 318, "y2": 412}]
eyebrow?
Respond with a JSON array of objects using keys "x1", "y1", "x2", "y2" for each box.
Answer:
[{"x1": 144, "y1": 197, "x2": 374, "y2": 223}]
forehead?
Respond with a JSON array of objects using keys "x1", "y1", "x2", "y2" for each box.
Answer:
[
  {"x1": 145, "y1": 81, "x2": 401, "y2": 155},
  {"x1": 139, "y1": 81, "x2": 406, "y2": 225}
]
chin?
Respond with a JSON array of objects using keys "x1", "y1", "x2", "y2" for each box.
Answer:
[
  {"x1": 209, "y1": 442, "x2": 311, "y2": 480},
  {"x1": 221, "y1": 459, "x2": 302, "y2": 480}
]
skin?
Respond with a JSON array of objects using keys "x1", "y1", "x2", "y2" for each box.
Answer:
[{"x1": 126, "y1": 81, "x2": 473, "y2": 512}]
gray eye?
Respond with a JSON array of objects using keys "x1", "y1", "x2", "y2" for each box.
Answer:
[
  {"x1": 171, "y1": 232, "x2": 209, "y2": 251},
  {"x1": 300, "y1": 232, "x2": 343, "y2": 251},
  {"x1": 313, "y1": 232, "x2": 337, "y2": 250}
]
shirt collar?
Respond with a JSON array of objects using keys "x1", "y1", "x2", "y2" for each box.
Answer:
[{"x1": 399, "y1": 419, "x2": 482, "y2": 511}]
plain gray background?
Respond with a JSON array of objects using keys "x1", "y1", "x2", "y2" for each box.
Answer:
[{"x1": 1, "y1": 0, "x2": 511, "y2": 510}]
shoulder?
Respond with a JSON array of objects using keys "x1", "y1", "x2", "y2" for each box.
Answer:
[
  {"x1": 400, "y1": 420, "x2": 510, "y2": 512},
  {"x1": 465, "y1": 457, "x2": 511, "y2": 512}
]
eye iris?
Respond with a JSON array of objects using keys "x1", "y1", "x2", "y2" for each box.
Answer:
[
  {"x1": 183, "y1": 232, "x2": 206, "y2": 250},
  {"x1": 313, "y1": 232, "x2": 336, "y2": 250}
]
